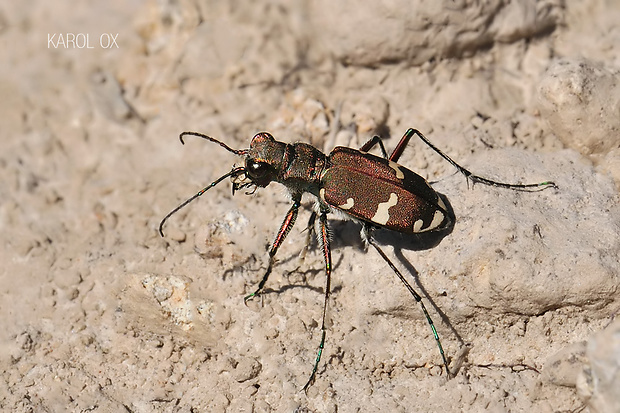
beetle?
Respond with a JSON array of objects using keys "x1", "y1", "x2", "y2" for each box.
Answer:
[{"x1": 159, "y1": 128, "x2": 555, "y2": 390}]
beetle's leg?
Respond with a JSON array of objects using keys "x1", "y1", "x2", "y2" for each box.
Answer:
[
  {"x1": 359, "y1": 135, "x2": 389, "y2": 158},
  {"x1": 392, "y1": 129, "x2": 556, "y2": 190},
  {"x1": 387, "y1": 128, "x2": 418, "y2": 162},
  {"x1": 302, "y1": 209, "x2": 332, "y2": 391},
  {"x1": 244, "y1": 198, "x2": 301, "y2": 302},
  {"x1": 362, "y1": 224, "x2": 452, "y2": 378},
  {"x1": 299, "y1": 211, "x2": 317, "y2": 261}
]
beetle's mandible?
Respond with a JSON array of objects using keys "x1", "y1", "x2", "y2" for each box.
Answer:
[{"x1": 159, "y1": 128, "x2": 556, "y2": 390}]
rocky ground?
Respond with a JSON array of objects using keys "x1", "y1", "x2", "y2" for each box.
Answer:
[{"x1": 1, "y1": 1, "x2": 619, "y2": 412}]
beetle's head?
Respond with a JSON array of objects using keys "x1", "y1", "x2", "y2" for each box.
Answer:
[{"x1": 240, "y1": 132, "x2": 287, "y2": 188}]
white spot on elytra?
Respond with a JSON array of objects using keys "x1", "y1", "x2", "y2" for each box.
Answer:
[
  {"x1": 436, "y1": 196, "x2": 447, "y2": 211},
  {"x1": 429, "y1": 209, "x2": 445, "y2": 230},
  {"x1": 339, "y1": 198, "x2": 355, "y2": 210},
  {"x1": 320, "y1": 188, "x2": 326, "y2": 202},
  {"x1": 413, "y1": 219, "x2": 424, "y2": 232},
  {"x1": 413, "y1": 209, "x2": 445, "y2": 233},
  {"x1": 371, "y1": 193, "x2": 398, "y2": 225},
  {"x1": 389, "y1": 161, "x2": 405, "y2": 179}
]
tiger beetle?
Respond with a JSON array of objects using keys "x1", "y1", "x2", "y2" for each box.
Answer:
[{"x1": 159, "y1": 128, "x2": 556, "y2": 390}]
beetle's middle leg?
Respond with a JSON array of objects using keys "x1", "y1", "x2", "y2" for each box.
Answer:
[
  {"x1": 299, "y1": 211, "x2": 317, "y2": 262},
  {"x1": 244, "y1": 197, "x2": 301, "y2": 302},
  {"x1": 302, "y1": 208, "x2": 332, "y2": 391},
  {"x1": 359, "y1": 135, "x2": 389, "y2": 158}
]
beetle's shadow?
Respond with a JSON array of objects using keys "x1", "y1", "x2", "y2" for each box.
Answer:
[{"x1": 257, "y1": 194, "x2": 464, "y2": 357}]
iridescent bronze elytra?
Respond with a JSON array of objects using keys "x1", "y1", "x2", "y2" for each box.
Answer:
[{"x1": 159, "y1": 128, "x2": 556, "y2": 390}]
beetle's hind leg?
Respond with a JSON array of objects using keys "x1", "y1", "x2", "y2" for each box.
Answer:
[
  {"x1": 363, "y1": 129, "x2": 555, "y2": 190},
  {"x1": 358, "y1": 131, "x2": 412, "y2": 162},
  {"x1": 399, "y1": 129, "x2": 556, "y2": 191},
  {"x1": 361, "y1": 223, "x2": 452, "y2": 378}
]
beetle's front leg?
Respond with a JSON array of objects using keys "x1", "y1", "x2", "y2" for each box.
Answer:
[{"x1": 244, "y1": 197, "x2": 301, "y2": 302}]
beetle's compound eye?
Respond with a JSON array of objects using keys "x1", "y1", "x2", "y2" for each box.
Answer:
[{"x1": 247, "y1": 160, "x2": 269, "y2": 179}]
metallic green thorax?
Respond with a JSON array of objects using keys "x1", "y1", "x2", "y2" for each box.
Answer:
[{"x1": 245, "y1": 132, "x2": 328, "y2": 197}]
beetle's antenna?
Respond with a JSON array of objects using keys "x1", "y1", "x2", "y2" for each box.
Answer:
[
  {"x1": 159, "y1": 166, "x2": 246, "y2": 237},
  {"x1": 180, "y1": 131, "x2": 249, "y2": 156}
]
